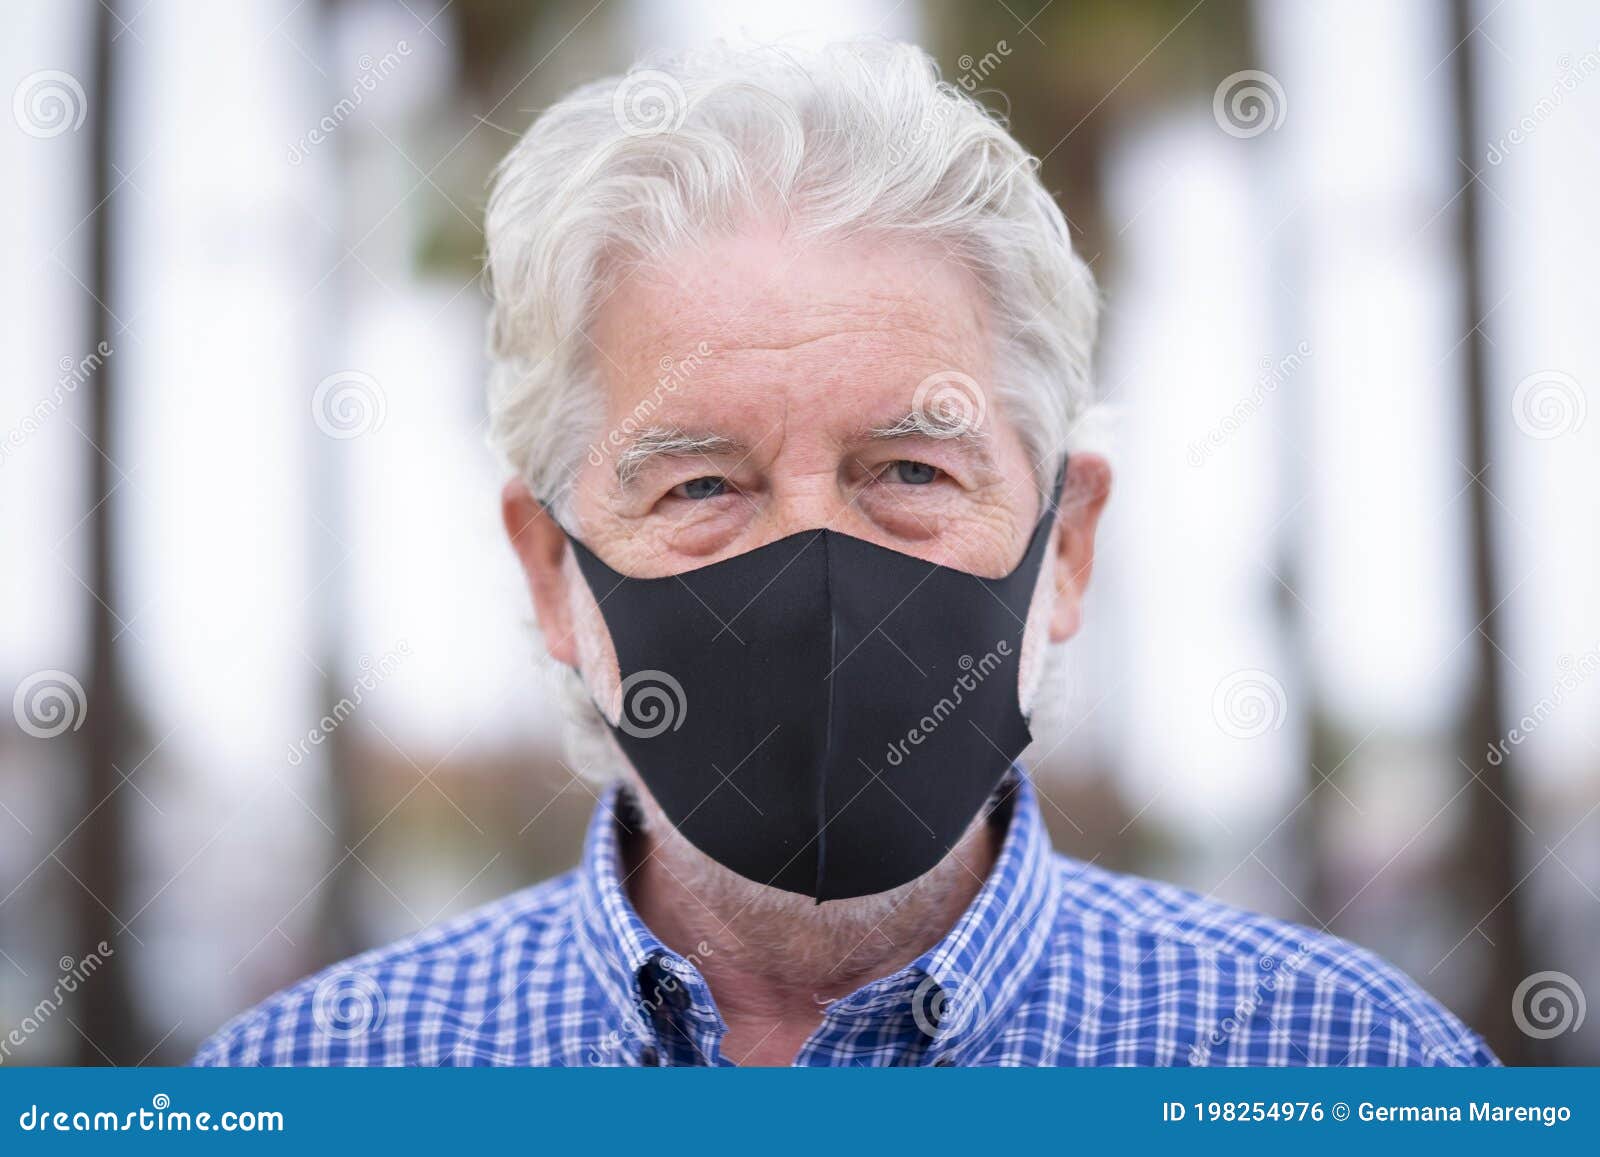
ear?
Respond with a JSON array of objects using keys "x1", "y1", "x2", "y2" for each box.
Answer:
[
  {"x1": 1048, "y1": 453, "x2": 1112, "y2": 643},
  {"x1": 502, "y1": 478, "x2": 579, "y2": 667}
]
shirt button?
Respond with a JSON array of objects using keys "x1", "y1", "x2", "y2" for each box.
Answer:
[{"x1": 641, "y1": 953, "x2": 692, "y2": 1013}]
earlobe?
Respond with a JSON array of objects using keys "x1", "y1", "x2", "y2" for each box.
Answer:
[
  {"x1": 1047, "y1": 453, "x2": 1112, "y2": 644},
  {"x1": 1048, "y1": 593, "x2": 1082, "y2": 644},
  {"x1": 501, "y1": 479, "x2": 579, "y2": 666}
]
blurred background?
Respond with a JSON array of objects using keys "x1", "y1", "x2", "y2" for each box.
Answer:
[{"x1": 2, "y1": 0, "x2": 1597, "y2": 1066}]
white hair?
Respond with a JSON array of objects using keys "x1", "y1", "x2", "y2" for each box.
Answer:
[{"x1": 484, "y1": 37, "x2": 1100, "y2": 518}]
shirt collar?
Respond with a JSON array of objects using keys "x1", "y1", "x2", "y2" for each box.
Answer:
[
  {"x1": 571, "y1": 788, "x2": 713, "y2": 1065},
  {"x1": 571, "y1": 768, "x2": 1060, "y2": 1065}
]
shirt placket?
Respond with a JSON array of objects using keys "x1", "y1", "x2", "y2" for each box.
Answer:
[{"x1": 636, "y1": 953, "x2": 727, "y2": 1066}]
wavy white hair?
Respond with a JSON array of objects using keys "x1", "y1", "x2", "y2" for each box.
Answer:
[
  {"x1": 483, "y1": 39, "x2": 1101, "y2": 774},
  {"x1": 485, "y1": 38, "x2": 1098, "y2": 515}
]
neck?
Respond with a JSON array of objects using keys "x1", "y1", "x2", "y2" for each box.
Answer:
[{"x1": 621, "y1": 782, "x2": 1002, "y2": 1065}]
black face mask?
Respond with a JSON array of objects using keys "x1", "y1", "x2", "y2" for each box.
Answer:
[{"x1": 567, "y1": 473, "x2": 1061, "y2": 902}]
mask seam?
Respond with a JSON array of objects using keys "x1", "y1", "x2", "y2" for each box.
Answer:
[{"x1": 813, "y1": 532, "x2": 836, "y2": 903}]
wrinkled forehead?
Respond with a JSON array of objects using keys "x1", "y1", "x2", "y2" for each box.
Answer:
[{"x1": 586, "y1": 228, "x2": 996, "y2": 441}]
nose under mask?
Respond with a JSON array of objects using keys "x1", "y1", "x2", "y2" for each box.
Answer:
[{"x1": 566, "y1": 470, "x2": 1061, "y2": 902}]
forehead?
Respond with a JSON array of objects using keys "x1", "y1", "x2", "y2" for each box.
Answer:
[{"x1": 588, "y1": 228, "x2": 992, "y2": 433}]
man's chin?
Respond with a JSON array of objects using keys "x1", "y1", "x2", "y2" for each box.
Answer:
[{"x1": 618, "y1": 767, "x2": 991, "y2": 980}]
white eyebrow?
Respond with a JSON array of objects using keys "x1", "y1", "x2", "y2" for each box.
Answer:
[
  {"x1": 860, "y1": 409, "x2": 998, "y2": 476},
  {"x1": 866, "y1": 409, "x2": 991, "y2": 443},
  {"x1": 614, "y1": 427, "x2": 745, "y2": 489}
]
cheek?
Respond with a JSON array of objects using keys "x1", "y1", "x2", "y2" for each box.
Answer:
[
  {"x1": 923, "y1": 497, "x2": 1032, "y2": 578},
  {"x1": 1017, "y1": 539, "x2": 1057, "y2": 716},
  {"x1": 565, "y1": 552, "x2": 623, "y2": 723}
]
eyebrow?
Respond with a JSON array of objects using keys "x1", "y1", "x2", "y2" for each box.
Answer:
[
  {"x1": 860, "y1": 409, "x2": 997, "y2": 472},
  {"x1": 612, "y1": 409, "x2": 996, "y2": 491},
  {"x1": 614, "y1": 426, "x2": 747, "y2": 489}
]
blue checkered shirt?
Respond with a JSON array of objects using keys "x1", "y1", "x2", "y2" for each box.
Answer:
[{"x1": 193, "y1": 771, "x2": 1497, "y2": 1067}]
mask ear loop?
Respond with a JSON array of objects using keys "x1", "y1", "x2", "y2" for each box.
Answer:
[
  {"x1": 1009, "y1": 452, "x2": 1071, "y2": 733},
  {"x1": 1044, "y1": 453, "x2": 1070, "y2": 523}
]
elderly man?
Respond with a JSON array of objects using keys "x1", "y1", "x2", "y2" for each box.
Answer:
[{"x1": 197, "y1": 40, "x2": 1495, "y2": 1067}]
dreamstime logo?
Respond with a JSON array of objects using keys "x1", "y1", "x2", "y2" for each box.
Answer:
[
  {"x1": 1188, "y1": 341, "x2": 1311, "y2": 466},
  {"x1": 586, "y1": 940, "x2": 715, "y2": 1065},
  {"x1": 587, "y1": 341, "x2": 714, "y2": 467},
  {"x1": 312, "y1": 370, "x2": 386, "y2": 439},
  {"x1": 287, "y1": 40, "x2": 412, "y2": 165},
  {"x1": 1512, "y1": 971, "x2": 1586, "y2": 1040},
  {"x1": 1485, "y1": 644, "x2": 1600, "y2": 768},
  {"x1": 2, "y1": 342, "x2": 114, "y2": 469},
  {"x1": 1211, "y1": 668, "x2": 1288, "y2": 739},
  {"x1": 886, "y1": 41, "x2": 1011, "y2": 166},
  {"x1": 910, "y1": 972, "x2": 988, "y2": 1040},
  {"x1": 1486, "y1": 43, "x2": 1600, "y2": 165},
  {"x1": 1511, "y1": 370, "x2": 1586, "y2": 440},
  {"x1": 12, "y1": 70, "x2": 87, "y2": 138},
  {"x1": 311, "y1": 970, "x2": 386, "y2": 1038},
  {"x1": 0, "y1": 940, "x2": 114, "y2": 1065},
  {"x1": 884, "y1": 642, "x2": 1012, "y2": 768},
  {"x1": 911, "y1": 370, "x2": 986, "y2": 437},
  {"x1": 1189, "y1": 942, "x2": 1314, "y2": 1064},
  {"x1": 1213, "y1": 70, "x2": 1287, "y2": 139},
  {"x1": 286, "y1": 642, "x2": 412, "y2": 766},
  {"x1": 612, "y1": 69, "x2": 687, "y2": 137},
  {"x1": 15, "y1": 1092, "x2": 283, "y2": 1133},
  {"x1": 953, "y1": 41, "x2": 1012, "y2": 93},
  {"x1": 616, "y1": 669, "x2": 687, "y2": 739},
  {"x1": 13, "y1": 670, "x2": 87, "y2": 739}
]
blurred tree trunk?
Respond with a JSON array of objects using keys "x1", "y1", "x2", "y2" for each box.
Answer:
[
  {"x1": 1450, "y1": 0, "x2": 1529, "y2": 1064},
  {"x1": 926, "y1": 0, "x2": 1251, "y2": 280},
  {"x1": 307, "y1": 0, "x2": 364, "y2": 967},
  {"x1": 72, "y1": 0, "x2": 133, "y2": 1065},
  {"x1": 1246, "y1": 0, "x2": 1340, "y2": 935}
]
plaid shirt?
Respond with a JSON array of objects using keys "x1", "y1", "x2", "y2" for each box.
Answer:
[{"x1": 193, "y1": 771, "x2": 1497, "y2": 1067}]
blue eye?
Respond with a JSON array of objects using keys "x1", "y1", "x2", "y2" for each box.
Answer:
[
  {"x1": 889, "y1": 460, "x2": 939, "y2": 485},
  {"x1": 675, "y1": 476, "x2": 728, "y2": 500}
]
